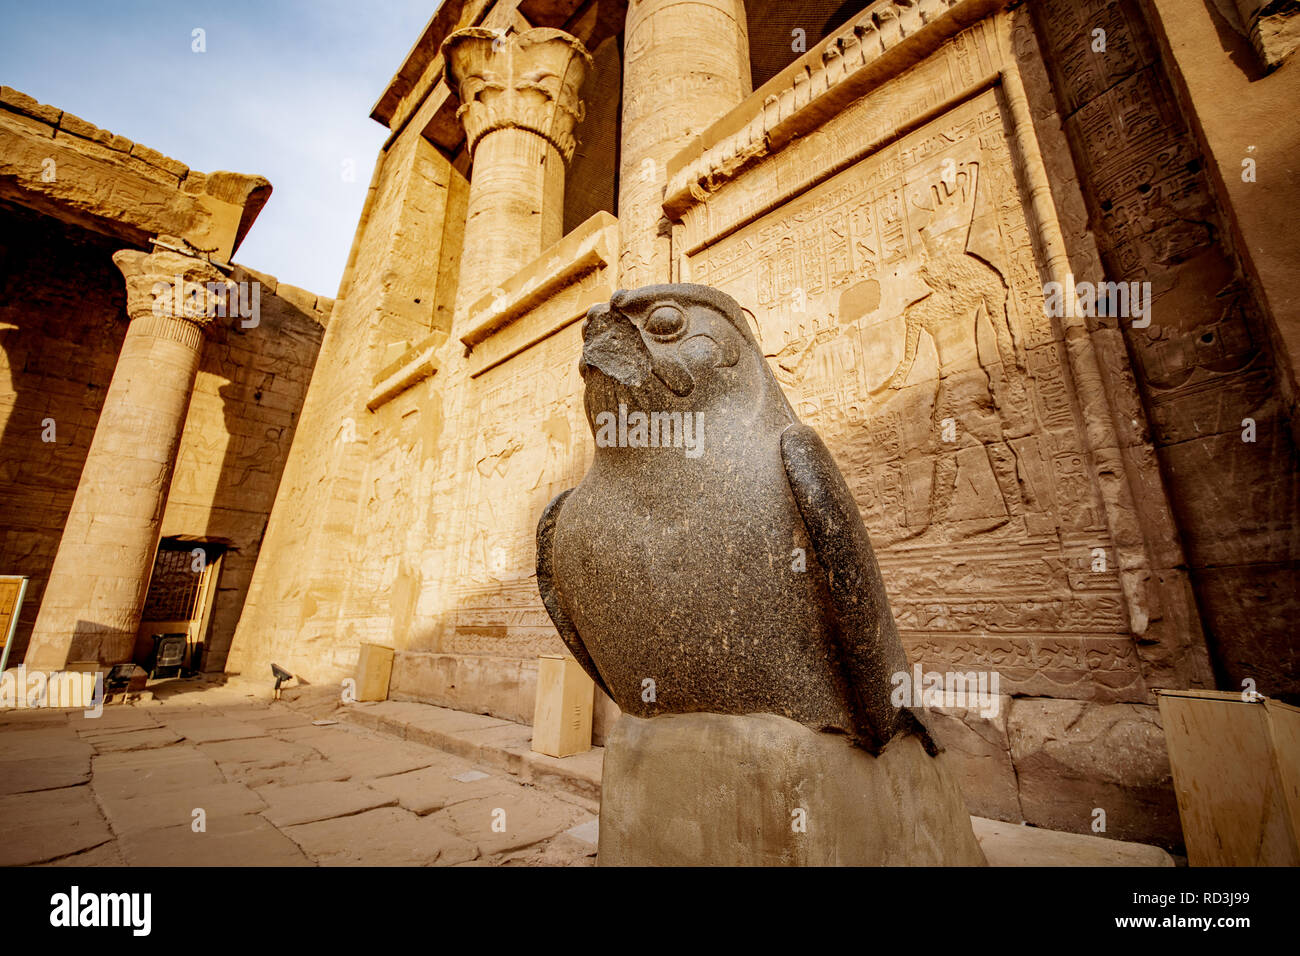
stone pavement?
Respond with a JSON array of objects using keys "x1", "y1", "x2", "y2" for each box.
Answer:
[
  {"x1": 0, "y1": 675, "x2": 1175, "y2": 866},
  {"x1": 0, "y1": 678, "x2": 598, "y2": 866}
]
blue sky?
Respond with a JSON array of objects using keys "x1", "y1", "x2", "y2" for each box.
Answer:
[{"x1": 0, "y1": 0, "x2": 439, "y2": 296}]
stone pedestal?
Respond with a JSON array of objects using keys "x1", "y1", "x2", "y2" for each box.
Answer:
[
  {"x1": 617, "y1": 0, "x2": 751, "y2": 286},
  {"x1": 442, "y1": 27, "x2": 592, "y2": 319},
  {"x1": 598, "y1": 712, "x2": 987, "y2": 866},
  {"x1": 25, "y1": 247, "x2": 230, "y2": 669}
]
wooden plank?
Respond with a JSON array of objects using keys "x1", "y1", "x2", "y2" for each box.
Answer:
[{"x1": 1158, "y1": 691, "x2": 1300, "y2": 866}]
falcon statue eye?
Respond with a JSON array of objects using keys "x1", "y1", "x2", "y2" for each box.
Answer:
[{"x1": 644, "y1": 305, "x2": 685, "y2": 338}]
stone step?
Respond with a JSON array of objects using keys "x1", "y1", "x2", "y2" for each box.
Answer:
[{"x1": 282, "y1": 689, "x2": 1175, "y2": 866}]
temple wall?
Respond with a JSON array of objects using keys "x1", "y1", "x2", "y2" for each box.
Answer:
[
  {"x1": 225, "y1": 0, "x2": 1298, "y2": 846},
  {"x1": 158, "y1": 269, "x2": 329, "y2": 672},
  {"x1": 226, "y1": 120, "x2": 468, "y2": 681}
]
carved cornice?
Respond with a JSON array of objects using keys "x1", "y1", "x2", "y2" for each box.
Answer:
[
  {"x1": 112, "y1": 243, "x2": 234, "y2": 340},
  {"x1": 442, "y1": 27, "x2": 592, "y2": 163},
  {"x1": 662, "y1": 0, "x2": 1007, "y2": 219}
]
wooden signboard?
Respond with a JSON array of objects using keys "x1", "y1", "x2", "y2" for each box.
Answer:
[
  {"x1": 532, "y1": 654, "x2": 593, "y2": 758},
  {"x1": 1159, "y1": 688, "x2": 1300, "y2": 866},
  {"x1": 0, "y1": 576, "x2": 29, "y2": 673},
  {"x1": 355, "y1": 643, "x2": 395, "y2": 702}
]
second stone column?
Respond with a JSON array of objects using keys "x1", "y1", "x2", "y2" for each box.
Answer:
[
  {"x1": 25, "y1": 246, "x2": 232, "y2": 669},
  {"x1": 443, "y1": 27, "x2": 592, "y2": 320}
]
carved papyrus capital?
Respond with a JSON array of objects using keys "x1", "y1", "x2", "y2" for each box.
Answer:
[
  {"x1": 443, "y1": 27, "x2": 592, "y2": 163},
  {"x1": 1234, "y1": 0, "x2": 1300, "y2": 70},
  {"x1": 112, "y1": 243, "x2": 235, "y2": 341}
]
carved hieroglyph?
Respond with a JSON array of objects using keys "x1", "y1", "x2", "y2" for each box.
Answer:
[{"x1": 685, "y1": 31, "x2": 1161, "y2": 703}]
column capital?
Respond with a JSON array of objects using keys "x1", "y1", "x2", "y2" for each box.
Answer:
[
  {"x1": 112, "y1": 242, "x2": 235, "y2": 337},
  {"x1": 442, "y1": 27, "x2": 592, "y2": 163}
]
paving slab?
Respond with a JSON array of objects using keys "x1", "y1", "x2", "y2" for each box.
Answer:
[
  {"x1": 98, "y1": 781, "x2": 267, "y2": 835},
  {"x1": 243, "y1": 756, "x2": 353, "y2": 789},
  {"x1": 83, "y1": 727, "x2": 182, "y2": 752},
  {"x1": 40, "y1": 841, "x2": 126, "y2": 866},
  {"x1": 92, "y1": 747, "x2": 225, "y2": 798},
  {"x1": 0, "y1": 753, "x2": 92, "y2": 794},
  {"x1": 285, "y1": 806, "x2": 479, "y2": 866},
  {"x1": 0, "y1": 728, "x2": 93, "y2": 761},
  {"x1": 119, "y1": 812, "x2": 313, "y2": 866},
  {"x1": 0, "y1": 711, "x2": 70, "y2": 730},
  {"x1": 365, "y1": 763, "x2": 508, "y2": 815},
  {"x1": 396, "y1": 719, "x2": 535, "y2": 775},
  {"x1": 259, "y1": 779, "x2": 397, "y2": 827},
  {"x1": 289, "y1": 727, "x2": 442, "y2": 779},
  {"x1": 0, "y1": 785, "x2": 113, "y2": 865},
  {"x1": 69, "y1": 708, "x2": 159, "y2": 733},
  {"x1": 241, "y1": 707, "x2": 314, "y2": 730},
  {"x1": 198, "y1": 736, "x2": 319, "y2": 763},
  {"x1": 154, "y1": 716, "x2": 267, "y2": 743},
  {"x1": 497, "y1": 834, "x2": 599, "y2": 867},
  {"x1": 431, "y1": 789, "x2": 590, "y2": 856}
]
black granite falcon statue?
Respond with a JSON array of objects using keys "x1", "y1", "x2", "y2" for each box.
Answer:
[{"x1": 536, "y1": 284, "x2": 936, "y2": 756}]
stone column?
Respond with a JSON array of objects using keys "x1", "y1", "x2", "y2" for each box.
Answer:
[
  {"x1": 443, "y1": 27, "x2": 592, "y2": 319},
  {"x1": 618, "y1": 0, "x2": 752, "y2": 287},
  {"x1": 25, "y1": 246, "x2": 231, "y2": 670}
]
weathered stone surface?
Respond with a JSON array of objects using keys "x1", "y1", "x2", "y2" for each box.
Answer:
[
  {"x1": 289, "y1": 726, "x2": 442, "y2": 778},
  {"x1": 285, "y1": 806, "x2": 479, "y2": 866},
  {"x1": 0, "y1": 728, "x2": 93, "y2": 761},
  {"x1": 159, "y1": 716, "x2": 266, "y2": 743},
  {"x1": 40, "y1": 840, "x2": 126, "y2": 867},
  {"x1": 926, "y1": 699, "x2": 1021, "y2": 821},
  {"x1": 83, "y1": 727, "x2": 182, "y2": 752},
  {"x1": 0, "y1": 785, "x2": 112, "y2": 865},
  {"x1": 258, "y1": 779, "x2": 397, "y2": 827},
  {"x1": 196, "y1": 736, "x2": 329, "y2": 786},
  {"x1": 119, "y1": 812, "x2": 312, "y2": 866},
  {"x1": 0, "y1": 754, "x2": 92, "y2": 794},
  {"x1": 98, "y1": 781, "x2": 266, "y2": 834},
  {"x1": 69, "y1": 708, "x2": 158, "y2": 733},
  {"x1": 1007, "y1": 698, "x2": 1181, "y2": 847},
  {"x1": 0, "y1": 85, "x2": 62, "y2": 124},
  {"x1": 972, "y1": 816, "x2": 1175, "y2": 867},
  {"x1": 601, "y1": 712, "x2": 985, "y2": 866},
  {"x1": 433, "y1": 787, "x2": 590, "y2": 856},
  {"x1": 91, "y1": 747, "x2": 225, "y2": 798},
  {"x1": 365, "y1": 762, "x2": 504, "y2": 815},
  {"x1": 0, "y1": 91, "x2": 266, "y2": 258}
]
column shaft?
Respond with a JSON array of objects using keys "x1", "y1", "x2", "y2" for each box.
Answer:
[
  {"x1": 25, "y1": 248, "x2": 228, "y2": 669},
  {"x1": 458, "y1": 128, "x2": 566, "y2": 310},
  {"x1": 618, "y1": 0, "x2": 752, "y2": 287}
]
